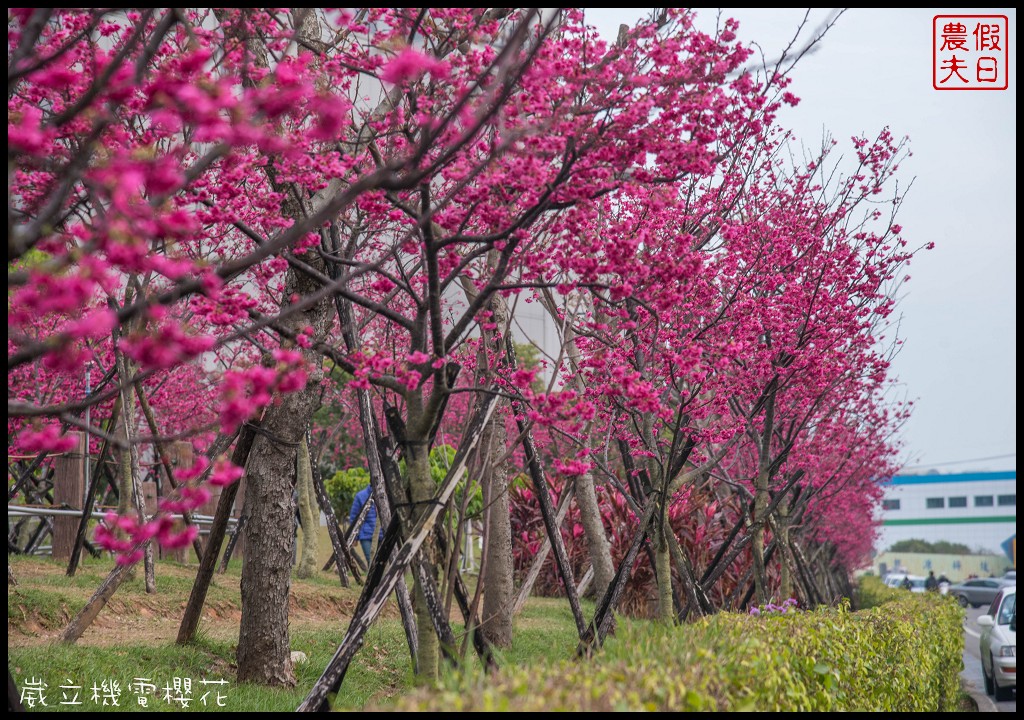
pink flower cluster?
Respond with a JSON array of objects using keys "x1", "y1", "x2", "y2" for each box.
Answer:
[
  {"x1": 120, "y1": 323, "x2": 216, "y2": 370},
  {"x1": 93, "y1": 454, "x2": 245, "y2": 565},
  {"x1": 94, "y1": 511, "x2": 198, "y2": 566},
  {"x1": 379, "y1": 47, "x2": 449, "y2": 85},
  {"x1": 217, "y1": 351, "x2": 309, "y2": 432},
  {"x1": 748, "y1": 597, "x2": 800, "y2": 616},
  {"x1": 18, "y1": 425, "x2": 80, "y2": 454}
]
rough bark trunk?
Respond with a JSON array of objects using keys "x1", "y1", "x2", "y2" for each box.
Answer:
[
  {"x1": 479, "y1": 408, "x2": 513, "y2": 648},
  {"x1": 236, "y1": 281, "x2": 329, "y2": 685},
  {"x1": 236, "y1": 420, "x2": 300, "y2": 686},
  {"x1": 404, "y1": 419, "x2": 440, "y2": 682},
  {"x1": 236, "y1": 370, "x2": 325, "y2": 686},
  {"x1": 575, "y1": 466, "x2": 614, "y2": 601},
  {"x1": 231, "y1": 7, "x2": 331, "y2": 685}
]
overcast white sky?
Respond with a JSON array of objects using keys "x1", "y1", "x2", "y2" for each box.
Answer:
[{"x1": 581, "y1": 8, "x2": 1017, "y2": 476}]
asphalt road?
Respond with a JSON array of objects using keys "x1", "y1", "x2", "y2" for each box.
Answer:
[{"x1": 962, "y1": 604, "x2": 1016, "y2": 713}]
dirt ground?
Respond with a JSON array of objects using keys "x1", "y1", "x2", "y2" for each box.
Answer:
[{"x1": 7, "y1": 546, "x2": 375, "y2": 649}]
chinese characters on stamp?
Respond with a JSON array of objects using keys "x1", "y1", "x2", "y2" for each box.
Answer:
[{"x1": 934, "y1": 15, "x2": 1009, "y2": 90}]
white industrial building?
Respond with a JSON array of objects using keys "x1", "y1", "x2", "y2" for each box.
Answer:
[{"x1": 876, "y1": 470, "x2": 1016, "y2": 563}]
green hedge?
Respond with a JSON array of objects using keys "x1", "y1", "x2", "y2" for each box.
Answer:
[
  {"x1": 853, "y1": 573, "x2": 903, "y2": 609},
  {"x1": 398, "y1": 592, "x2": 964, "y2": 712}
]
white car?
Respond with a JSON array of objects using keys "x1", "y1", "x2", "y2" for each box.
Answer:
[
  {"x1": 884, "y1": 573, "x2": 907, "y2": 588},
  {"x1": 979, "y1": 585, "x2": 1016, "y2": 702},
  {"x1": 885, "y1": 573, "x2": 926, "y2": 593}
]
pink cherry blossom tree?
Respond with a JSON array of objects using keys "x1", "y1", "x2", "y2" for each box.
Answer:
[{"x1": 9, "y1": 8, "x2": 927, "y2": 702}]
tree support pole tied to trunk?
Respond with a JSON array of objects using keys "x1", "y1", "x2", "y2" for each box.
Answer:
[
  {"x1": 297, "y1": 392, "x2": 498, "y2": 712},
  {"x1": 505, "y1": 337, "x2": 587, "y2": 640},
  {"x1": 177, "y1": 425, "x2": 255, "y2": 644},
  {"x1": 578, "y1": 492, "x2": 660, "y2": 656}
]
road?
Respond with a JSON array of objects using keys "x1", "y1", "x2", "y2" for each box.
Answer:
[{"x1": 962, "y1": 604, "x2": 1016, "y2": 713}]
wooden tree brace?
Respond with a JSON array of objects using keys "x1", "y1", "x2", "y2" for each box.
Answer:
[
  {"x1": 297, "y1": 392, "x2": 498, "y2": 712},
  {"x1": 577, "y1": 492, "x2": 659, "y2": 656}
]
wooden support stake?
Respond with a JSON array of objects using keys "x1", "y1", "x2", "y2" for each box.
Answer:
[{"x1": 51, "y1": 433, "x2": 85, "y2": 561}]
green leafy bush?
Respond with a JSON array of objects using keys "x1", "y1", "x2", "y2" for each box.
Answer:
[
  {"x1": 430, "y1": 444, "x2": 483, "y2": 518},
  {"x1": 397, "y1": 592, "x2": 964, "y2": 712},
  {"x1": 325, "y1": 445, "x2": 482, "y2": 524},
  {"x1": 325, "y1": 467, "x2": 370, "y2": 522},
  {"x1": 853, "y1": 573, "x2": 902, "y2": 609}
]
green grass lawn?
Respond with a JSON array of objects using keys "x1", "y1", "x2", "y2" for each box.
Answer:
[{"x1": 8, "y1": 553, "x2": 591, "y2": 712}]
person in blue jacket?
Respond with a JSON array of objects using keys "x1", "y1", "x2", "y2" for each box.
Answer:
[{"x1": 348, "y1": 485, "x2": 377, "y2": 565}]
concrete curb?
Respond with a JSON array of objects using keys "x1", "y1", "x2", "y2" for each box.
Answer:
[
  {"x1": 970, "y1": 688, "x2": 999, "y2": 713},
  {"x1": 960, "y1": 673, "x2": 999, "y2": 712}
]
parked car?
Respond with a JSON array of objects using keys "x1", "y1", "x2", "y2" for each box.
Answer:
[
  {"x1": 884, "y1": 573, "x2": 915, "y2": 589},
  {"x1": 884, "y1": 573, "x2": 908, "y2": 589},
  {"x1": 904, "y1": 576, "x2": 927, "y2": 593},
  {"x1": 883, "y1": 573, "x2": 931, "y2": 592},
  {"x1": 979, "y1": 586, "x2": 1016, "y2": 702},
  {"x1": 948, "y1": 577, "x2": 1011, "y2": 608}
]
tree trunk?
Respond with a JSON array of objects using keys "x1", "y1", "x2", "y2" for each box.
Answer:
[
  {"x1": 479, "y1": 407, "x2": 513, "y2": 648},
  {"x1": 777, "y1": 496, "x2": 792, "y2": 600},
  {"x1": 236, "y1": 365, "x2": 327, "y2": 686},
  {"x1": 575, "y1": 466, "x2": 614, "y2": 601},
  {"x1": 655, "y1": 523, "x2": 674, "y2": 622},
  {"x1": 295, "y1": 437, "x2": 320, "y2": 579},
  {"x1": 538, "y1": 290, "x2": 615, "y2": 605},
  {"x1": 236, "y1": 303, "x2": 328, "y2": 685},
  {"x1": 236, "y1": 412, "x2": 302, "y2": 686},
  {"x1": 404, "y1": 417, "x2": 440, "y2": 682},
  {"x1": 234, "y1": 135, "x2": 332, "y2": 683},
  {"x1": 640, "y1": 416, "x2": 673, "y2": 623},
  {"x1": 230, "y1": 6, "x2": 331, "y2": 686}
]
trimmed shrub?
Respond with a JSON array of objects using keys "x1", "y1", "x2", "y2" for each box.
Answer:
[
  {"x1": 397, "y1": 592, "x2": 964, "y2": 712},
  {"x1": 853, "y1": 573, "x2": 902, "y2": 609}
]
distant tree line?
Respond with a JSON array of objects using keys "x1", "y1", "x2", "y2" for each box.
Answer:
[{"x1": 887, "y1": 539, "x2": 973, "y2": 555}]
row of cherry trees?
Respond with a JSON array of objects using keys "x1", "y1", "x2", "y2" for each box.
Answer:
[{"x1": 9, "y1": 7, "x2": 924, "y2": 704}]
